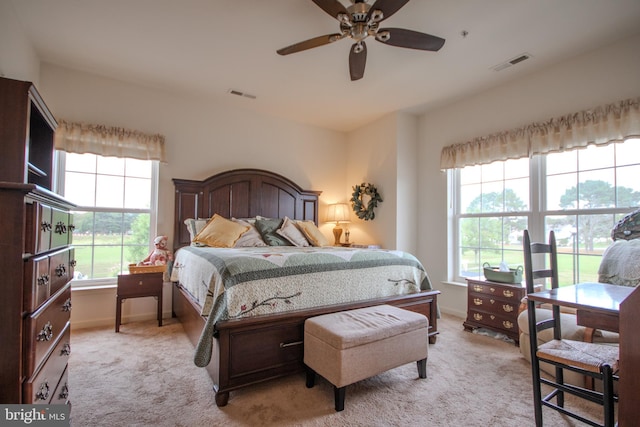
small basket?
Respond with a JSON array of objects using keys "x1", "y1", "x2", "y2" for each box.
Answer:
[
  {"x1": 128, "y1": 263, "x2": 166, "y2": 274},
  {"x1": 483, "y1": 262, "x2": 523, "y2": 284}
]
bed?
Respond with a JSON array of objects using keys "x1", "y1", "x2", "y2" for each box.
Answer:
[{"x1": 171, "y1": 169, "x2": 439, "y2": 407}]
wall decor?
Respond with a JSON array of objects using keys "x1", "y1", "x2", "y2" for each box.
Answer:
[{"x1": 350, "y1": 182, "x2": 383, "y2": 221}]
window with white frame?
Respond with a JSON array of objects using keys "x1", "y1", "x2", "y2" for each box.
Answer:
[
  {"x1": 58, "y1": 152, "x2": 158, "y2": 284},
  {"x1": 452, "y1": 138, "x2": 640, "y2": 286}
]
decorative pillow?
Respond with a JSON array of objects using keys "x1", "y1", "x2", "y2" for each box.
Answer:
[
  {"x1": 184, "y1": 218, "x2": 210, "y2": 246},
  {"x1": 193, "y1": 214, "x2": 249, "y2": 248},
  {"x1": 296, "y1": 220, "x2": 331, "y2": 247},
  {"x1": 277, "y1": 217, "x2": 310, "y2": 247},
  {"x1": 254, "y1": 217, "x2": 292, "y2": 246},
  {"x1": 232, "y1": 218, "x2": 267, "y2": 247}
]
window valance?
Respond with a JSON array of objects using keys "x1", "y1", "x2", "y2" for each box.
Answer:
[
  {"x1": 440, "y1": 96, "x2": 640, "y2": 170},
  {"x1": 54, "y1": 120, "x2": 166, "y2": 162}
]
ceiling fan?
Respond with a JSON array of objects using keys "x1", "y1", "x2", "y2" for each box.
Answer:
[{"x1": 277, "y1": 0, "x2": 445, "y2": 81}]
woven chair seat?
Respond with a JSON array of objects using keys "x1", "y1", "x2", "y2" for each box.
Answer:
[{"x1": 537, "y1": 339, "x2": 619, "y2": 374}]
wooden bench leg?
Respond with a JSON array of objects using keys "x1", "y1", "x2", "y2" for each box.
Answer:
[
  {"x1": 334, "y1": 386, "x2": 346, "y2": 412},
  {"x1": 417, "y1": 358, "x2": 427, "y2": 379}
]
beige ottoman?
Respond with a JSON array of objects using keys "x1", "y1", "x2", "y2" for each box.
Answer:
[{"x1": 304, "y1": 304, "x2": 429, "y2": 411}]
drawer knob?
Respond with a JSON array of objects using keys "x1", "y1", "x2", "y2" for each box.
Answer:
[
  {"x1": 56, "y1": 264, "x2": 67, "y2": 277},
  {"x1": 502, "y1": 304, "x2": 514, "y2": 313},
  {"x1": 41, "y1": 221, "x2": 52, "y2": 232},
  {"x1": 279, "y1": 340, "x2": 303, "y2": 348},
  {"x1": 55, "y1": 221, "x2": 68, "y2": 235},
  {"x1": 503, "y1": 320, "x2": 514, "y2": 329},
  {"x1": 35, "y1": 381, "x2": 50, "y2": 401},
  {"x1": 70, "y1": 259, "x2": 77, "y2": 268},
  {"x1": 503, "y1": 290, "x2": 514, "y2": 298},
  {"x1": 61, "y1": 342, "x2": 71, "y2": 356},
  {"x1": 58, "y1": 382, "x2": 69, "y2": 400},
  {"x1": 473, "y1": 298, "x2": 482, "y2": 306},
  {"x1": 62, "y1": 298, "x2": 72, "y2": 312},
  {"x1": 37, "y1": 274, "x2": 50, "y2": 287},
  {"x1": 473, "y1": 285, "x2": 483, "y2": 292},
  {"x1": 473, "y1": 313, "x2": 483, "y2": 321},
  {"x1": 36, "y1": 321, "x2": 54, "y2": 342}
]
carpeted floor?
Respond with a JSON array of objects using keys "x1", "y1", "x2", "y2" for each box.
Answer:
[{"x1": 69, "y1": 313, "x2": 604, "y2": 426}]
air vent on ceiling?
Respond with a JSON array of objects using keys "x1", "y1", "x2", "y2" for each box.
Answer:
[
  {"x1": 228, "y1": 89, "x2": 256, "y2": 99},
  {"x1": 491, "y1": 53, "x2": 532, "y2": 72}
]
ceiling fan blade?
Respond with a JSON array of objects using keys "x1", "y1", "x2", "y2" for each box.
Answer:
[
  {"x1": 376, "y1": 28, "x2": 445, "y2": 51},
  {"x1": 277, "y1": 33, "x2": 343, "y2": 55},
  {"x1": 349, "y1": 41, "x2": 367, "y2": 81},
  {"x1": 366, "y1": 0, "x2": 410, "y2": 22},
  {"x1": 311, "y1": 0, "x2": 348, "y2": 20}
]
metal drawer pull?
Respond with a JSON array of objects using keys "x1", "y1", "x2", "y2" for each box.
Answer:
[
  {"x1": 502, "y1": 304, "x2": 514, "y2": 313},
  {"x1": 56, "y1": 264, "x2": 67, "y2": 277},
  {"x1": 473, "y1": 313, "x2": 483, "y2": 321},
  {"x1": 62, "y1": 298, "x2": 72, "y2": 312},
  {"x1": 37, "y1": 274, "x2": 50, "y2": 286},
  {"x1": 503, "y1": 290, "x2": 514, "y2": 298},
  {"x1": 36, "y1": 382, "x2": 50, "y2": 401},
  {"x1": 58, "y1": 383, "x2": 69, "y2": 400},
  {"x1": 36, "y1": 321, "x2": 54, "y2": 342},
  {"x1": 41, "y1": 221, "x2": 52, "y2": 232},
  {"x1": 55, "y1": 221, "x2": 67, "y2": 235},
  {"x1": 61, "y1": 342, "x2": 71, "y2": 356},
  {"x1": 473, "y1": 298, "x2": 482, "y2": 305},
  {"x1": 70, "y1": 259, "x2": 77, "y2": 268},
  {"x1": 473, "y1": 285, "x2": 483, "y2": 292},
  {"x1": 280, "y1": 340, "x2": 303, "y2": 348},
  {"x1": 503, "y1": 320, "x2": 514, "y2": 329}
]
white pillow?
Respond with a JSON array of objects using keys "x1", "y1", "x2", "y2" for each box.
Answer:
[{"x1": 277, "y1": 217, "x2": 310, "y2": 247}]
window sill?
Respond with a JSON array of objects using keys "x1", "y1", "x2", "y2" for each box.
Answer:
[{"x1": 441, "y1": 280, "x2": 468, "y2": 288}]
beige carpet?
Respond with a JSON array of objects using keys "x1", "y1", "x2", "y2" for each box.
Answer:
[{"x1": 69, "y1": 314, "x2": 604, "y2": 426}]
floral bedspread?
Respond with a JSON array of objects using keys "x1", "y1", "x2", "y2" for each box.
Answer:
[{"x1": 170, "y1": 246, "x2": 433, "y2": 367}]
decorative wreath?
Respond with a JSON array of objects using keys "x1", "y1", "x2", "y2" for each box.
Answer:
[{"x1": 350, "y1": 182, "x2": 383, "y2": 221}]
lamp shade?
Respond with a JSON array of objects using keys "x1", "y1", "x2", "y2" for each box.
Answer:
[{"x1": 326, "y1": 203, "x2": 351, "y2": 223}]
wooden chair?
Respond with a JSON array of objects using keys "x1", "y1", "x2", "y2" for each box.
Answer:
[{"x1": 523, "y1": 230, "x2": 619, "y2": 427}]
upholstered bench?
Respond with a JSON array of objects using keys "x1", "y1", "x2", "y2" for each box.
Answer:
[{"x1": 304, "y1": 304, "x2": 429, "y2": 411}]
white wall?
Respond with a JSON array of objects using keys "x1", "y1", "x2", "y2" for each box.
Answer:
[
  {"x1": 0, "y1": 1, "x2": 40, "y2": 83},
  {"x1": 417, "y1": 33, "x2": 640, "y2": 317},
  {"x1": 36, "y1": 64, "x2": 348, "y2": 328}
]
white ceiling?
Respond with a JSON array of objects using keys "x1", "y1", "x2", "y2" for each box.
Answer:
[{"x1": 10, "y1": 0, "x2": 640, "y2": 132}]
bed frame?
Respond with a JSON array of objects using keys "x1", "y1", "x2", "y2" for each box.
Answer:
[{"x1": 171, "y1": 168, "x2": 439, "y2": 406}]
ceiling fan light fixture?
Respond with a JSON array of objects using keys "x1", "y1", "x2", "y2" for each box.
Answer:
[
  {"x1": 375, "y1": 30, "x2": 390, "y2": 42},
  {"x1": 369, "y1": 9, "x2": 384, "y2": 23}
]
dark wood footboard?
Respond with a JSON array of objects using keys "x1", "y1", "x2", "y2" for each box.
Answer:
[{"x1": 172, "y1": 282, "x2": 439, "y2": 407}]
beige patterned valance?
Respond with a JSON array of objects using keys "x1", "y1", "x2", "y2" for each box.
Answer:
[
  {"x1": 54, "y1": 120, "x2": 166, "y2": 162},
  {"x1": 440, "y1": 97, "x2": 640, "y2": 170}
]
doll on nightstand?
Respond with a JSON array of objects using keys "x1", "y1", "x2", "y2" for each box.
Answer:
[{"x1": 139, "y1": 235, "x2": 173, "y2": 266}]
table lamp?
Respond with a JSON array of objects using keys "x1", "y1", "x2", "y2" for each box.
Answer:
[{"x1": 326, "y1": 203, "x2": 351, "y2": 245}]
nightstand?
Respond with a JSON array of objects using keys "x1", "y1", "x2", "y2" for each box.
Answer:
[
  {"x1": 463, "y1": 278, "x2": 526, "y2": 345},
  {"x1": 115, "y1": 272, "x2": 163, "y2": 332}
]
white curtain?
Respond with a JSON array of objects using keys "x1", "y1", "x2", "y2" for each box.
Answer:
[
  {"x1": 440, "y1": 96, "x2": 640, "y2": 170},
  {"x1": 54, "y1": 120, "x2": 166, "y2": 162}
]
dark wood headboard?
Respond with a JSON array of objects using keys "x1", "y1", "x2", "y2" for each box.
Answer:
[{"x1": 172, "y1": 168, "x2": 321, "y2": 251}]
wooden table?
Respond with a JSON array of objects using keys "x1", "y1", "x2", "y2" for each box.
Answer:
[
  {"x1": 528, "y1": 282, "x2": 637, "y2": 426},
  {"x1": 527, "y1": 282, "x2": 632, "y2": 332},
  {"x1": 115, "y1": 272, "x2": 163, "y2": 332}
]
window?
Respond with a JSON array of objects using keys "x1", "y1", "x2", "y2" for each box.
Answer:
[
  {"x1": 452, "y1": 138, "x2": 640, "y2": 286},
  {"x1": 58, "y1": 152, "x2": 158, "y2": 285}
]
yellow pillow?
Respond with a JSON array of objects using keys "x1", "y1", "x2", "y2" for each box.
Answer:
[
  {"x1": 295, "y1": 220, "x2": 330, "y2": 247},
  {"x1": 193, "y1": 214, "x2": 250, "y2": 248}
]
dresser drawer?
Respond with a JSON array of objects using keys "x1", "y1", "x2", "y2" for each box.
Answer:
[
  {"x1": 117, "y1": 272, "x2": 163, "y2": 298},
  {"x1": 229, "y1": 322, "x2": 304, "y2": 378},
  {"x1": 49, "y1": 366, "x2": 70, "y2": 405},
  {"x1": 23, "y1": 322, "x2": 71, "y2": 404},
  {"x1": 51, "y1": 207, "x2": 73, "y2": 249},
  {"x1": 24, "y1": 254, "x2": 50, "y2": 311},
  {"x1": 468, "y1": 281, "x2": 524, "y2": 303},
  {"x1": 467, "y1": 293, "x2": 519, "y2": 317},
  {"x1": 467, "y1": 308, "x2": 518, "y2": 335},
  {"x1": 24, "y1": 285, "x2": 72, "y2": 377},
  {"x1": 49, "y1": 248, "x2": 74, "y2": 295},
  {"x1": 25, "y1": 200, "x2": 52, "y2": 255}
]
